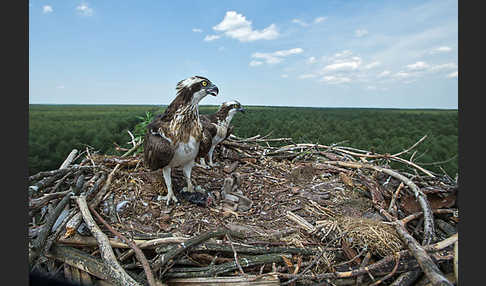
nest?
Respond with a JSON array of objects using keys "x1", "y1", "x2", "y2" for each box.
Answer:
[{"x1": 28, "y1": 134, "x2": 459, "y2": 285}]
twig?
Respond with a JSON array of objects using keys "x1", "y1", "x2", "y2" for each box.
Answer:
[
  {"x1": 378, "y1": 208, "x2": 453, "y2": 286},
  {"x1": 89, "y1": 204, "x2": 157, "y2": 286},
  {"x1": 324, "y1": 160, "x2": 436, "y2": 245},
  {"x1": 75, "y1": 195, "x2": 141, "y2": 286},
  {"x1": 388, "y1": 182, "x2": 404, "y2": 215},
  {"x1": 226, "y1": 234, "x2": 245, "y2": 275},
  {"x1": 30, "y1": 174, "x2": 85, "y2": 267},
  {"x1": 152, "y1": 228, "x2": 237, "y2": 273},
  {"x1": 59, "y1": 149, "x2": 78, "y2": 170},
  {"x1": 369, "y1": 253, "x2": 400, "y2": 286}
]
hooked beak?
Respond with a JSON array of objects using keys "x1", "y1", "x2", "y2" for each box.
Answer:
[
  {"x1": 238, "y1": 107, "x2": 246, "y2": 114},
  {"x1": 206, "y1": 84, "x2": 219, "y2": 97}
]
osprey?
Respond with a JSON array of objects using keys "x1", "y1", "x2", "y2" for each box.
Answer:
[
  {"x1": 144, "y1": 76, "x2": 219, "y2": 205},
  {"x1": 197, "y1": 101, "x2": 245, "y2": 167}
]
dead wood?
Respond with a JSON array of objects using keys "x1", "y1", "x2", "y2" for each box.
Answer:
[
  {"x1": 59, "y1": 149, "x2": 78, "y2": 170},
  {"x1": 152, "y1": 228, "x2": 242, "y2": 273},
  {"x1": 29, "y1": 133, "x2": 458, "y2": 284},
  {"x1": 75, "y1": 195, "x2": 141, "y2": 286},
  {"x1": 378, "y1": 208, "x2": 453, "y2": 286},
  {"x1": 89, "y1": 204, "x2": 158, "y2": 286},
  {"x1": 30, "y1": 174, "x2": 85, "y2": 267}
]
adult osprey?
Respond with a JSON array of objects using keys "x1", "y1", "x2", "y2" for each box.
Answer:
[
  {"x1": 197, "y1": 101, "x2": 245, "y2": 167},
  {"x1": 144, "y1": 76, "x2": 219, "y2": 205}
]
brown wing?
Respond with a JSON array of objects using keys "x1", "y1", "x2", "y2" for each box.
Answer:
[
  {"x1": 197, "y1": 115, "x2": 217, "y2": 158},
  {"x1": 143, "y1": 116, "x2": 174, "y2": 170},
  {"x1": 224, "y1": 125, "x2": 234, "y2": 140}
]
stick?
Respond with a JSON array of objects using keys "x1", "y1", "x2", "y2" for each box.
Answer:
[
  {"x1": 30, "y1": 174, "x2": 85, "y2": 266},
  {"x1": 75, "y1": 195, "x2": 141, "y2": 286},
  {"x1": 323, "y1": 160, "x2": 436, "y2": 245},
  {"x1": 277, "y1": 234, "x2": 455, "y2": 282},
  {"x1": 226, "y1": 234, "x2": 245, "y2": 275},
  {"x1": 89, "y1": 204, "x2": 157, "y2": 286},
  {"x1": 369, "y1": 253, "x2": 400, "y2": 286},
  {"x1": 378, "y1": 208, "x2": 453, "y2": 286},
  {"x1": 59, "y1": 149, "x2": 78, "y2": 170},
  {"x1": 152, "y1": 228, "x2": 241, "y2": 273}
]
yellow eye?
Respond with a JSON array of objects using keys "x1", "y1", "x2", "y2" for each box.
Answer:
[{"x1": 202, "y1": 81, "x2": 208, "y2": 87}]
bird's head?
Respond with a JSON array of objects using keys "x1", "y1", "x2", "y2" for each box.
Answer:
[
  {"x1": 221, "y1": 100, "x2": 246, "y2": 116},
  {"x1": 176, "y1": 76, "x2": 219, "y2": 105}
]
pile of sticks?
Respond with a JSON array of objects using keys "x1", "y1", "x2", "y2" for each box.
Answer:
[{"x1": 28, "y1": 134, "x2": 458, "y2": 285}]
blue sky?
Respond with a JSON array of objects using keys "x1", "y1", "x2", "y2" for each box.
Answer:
[{"x1": 29, "y1": 0, "x2": 458, "y2": 108}]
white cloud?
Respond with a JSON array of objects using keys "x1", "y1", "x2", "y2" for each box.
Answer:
[
  {"x1": 291, "y1": 19, "x2": 309, "y2": 27},
  {"x1": 364, "y1": 61, "x2": 380, "y2": 69},
  {"x1": 204, "y1": 35, "x2": 221, "y2": 42},
  {"x1": 377, "y1": 70, "x2": 391, "y2": 78},
  {"x1": 406, "y1": 61, "x2": 429, "y2": 70},
  {"x1": 355, "y1": 29, "x2": 368, "y2": 37},
  {"x1": 299, "y1": 74, "x2": 318, "y2": 79},
  {"x1": 307, "y1": 57, "x2": 317, "y2": 64},
  {"x1": 42, "y1": 5, "x2": 53, "y2": 14},
  {"x1": 314, "y1": 16, "x2": 327, "y2": 24},
  {"x1": 447, "y1": 71, "x2": 458, "y2": 78},
  {"x1": 430, "y1": 46, "x2": 452, "y2": 54},
  {"x1": 56, "y1": 85, "x2": 65, "y2": 89},
  {"x1": 322, "y1": 56, "x2": 362, "y2": 72},
  {"x1": 429, "y1": 62, "x2": 457, "y2": 71},
  {"x1": 281, "y1": 74, "x2": 289, "y2": 78},
  {"x1": 76, "y1": 3, "x2": 93, "y2": 16},
  {"x1": 394, "y1": 71, "x2": 412, "y2": 78},
  {"x1": 251, "y1": 48, "x2": 303, "y2": 65},
  {"x1": 192, "y1": 28, "x2": 203, "y2": 33},
  {"x1": 320, "y1": 75, "x2": 351, "y2": 84},
  {"x1": 213, "y1": 11, "x2": 279, "y2": 42},
  {"x1": 249, "y1": 60, "x2": 263, "y2": 67}
]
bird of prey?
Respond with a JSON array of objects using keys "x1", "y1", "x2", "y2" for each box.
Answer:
[
  {"x1": 197, "y1": 101, "x2": 245, "y2": 168},
  {"x1": 143, "y1": 76, "x2": 219, "y2": 205}
]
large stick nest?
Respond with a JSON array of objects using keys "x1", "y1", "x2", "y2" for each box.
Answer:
[{"x1": 28, "y1": 134, "x2": 458, "y2": 285}]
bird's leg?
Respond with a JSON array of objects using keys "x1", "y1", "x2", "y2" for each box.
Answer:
[
  {"x1": 208, "y1": 145, "x2": 219, "y2": 167},
  {"x1": 160, "y1": 166, "x2": 178, "y2": 205},
  {"x1": 182, "y1": 162, "x2": 195, "y2": 193}
]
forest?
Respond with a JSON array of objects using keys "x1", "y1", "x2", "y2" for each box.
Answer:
[{"x1": 28, "y1": 104, "x2": 458, "y2": 177}]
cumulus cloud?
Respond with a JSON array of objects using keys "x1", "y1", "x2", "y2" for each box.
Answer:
[
  {"x1": 430, "y1": 46, "x2": 452, "y2": 54},
  {"x1": 213, "y1": 11, "x2": 279, "y2": 42},
  {"x1": 192, "y1": 28, "x2": 203, "y2": 33},
  {"x1": 320, "y1": 75, "x2": 351, "y2": 84},
  {"x1": 42, "y1": 5, "x2": 53, "y2": 14},
  {"x1": 447, "y1": 71, "x2": 458, "y2": 78},
  {"x1": 322, "y1": 56, "x2": 362, "y2": 72},
  {"x1": 250, "y1": 48, "x2": 303, "y2": 65},
  {"x1": 204, "y1": 34, "x2": 221, "y2": 42},
  {"x1": 314, "y1": 16, "x2": 327, "y2": 23},
  {"x1": 406, "y1": 61, "x2": 429, "y2": 70},
  {"x1": 291, "y1": 19, "x2": 309, "y2": 27},
  {"x1": 394, "y1": 71, "x2": 412, "y2": 78},
  {"x1": 249, "y1": 60, "x2": 263, "y2": 67},
  {"x1": 355, "y1": 29, "x2": 368, "y2": 37},
  {"x1": 377, "y1": 70, "x2": 391, "y2": 78},
  {"x1": 429, "y1": 62, "x2": 457, "y2": 71},
  {"x1": 364, "y1": 61, "x2": 380, "y2": 69},
  {"x1": 307, "y1": 57, "x2": 317, "y2": 64},
  {"x1": 76, "y1": 3, "x2": 93, "y2": 16},
  {"x1": 299, "y1": 74, "x2": 318, "y2": 79}
]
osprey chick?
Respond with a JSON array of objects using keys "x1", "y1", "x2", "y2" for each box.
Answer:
[
  {"x1": 144, "y1": 76, "x2": 219, "y2": 205},
  {"x1": 197, "y1": 101, "x2": 245, "y2": 167}
]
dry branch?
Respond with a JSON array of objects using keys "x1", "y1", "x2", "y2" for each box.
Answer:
[
  {"x1": 89, "y1": 204, "x2": 157, "y2": 286},
  {"x1": 75, "y1": 195, "x2": 141, "y2": 286}
]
